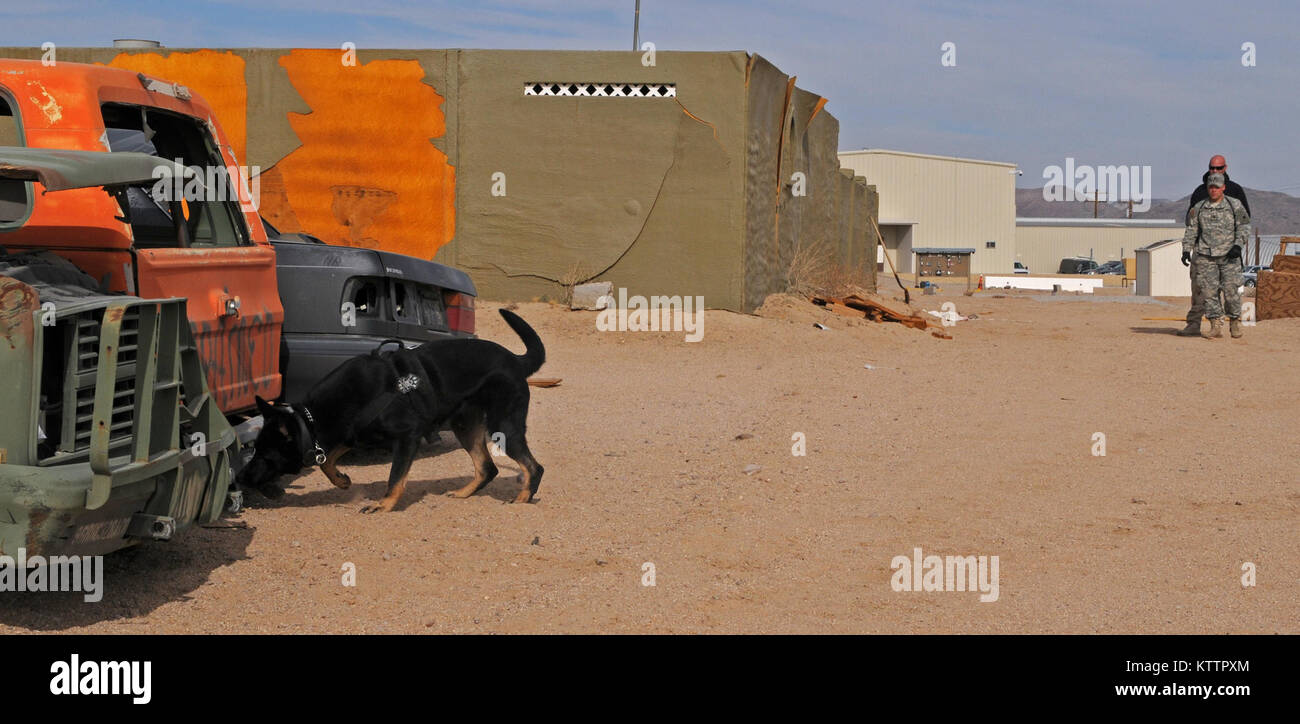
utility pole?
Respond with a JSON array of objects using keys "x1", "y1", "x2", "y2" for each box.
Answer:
[
  {"x1": 633, "y1": 0, "x2": 641, "y2": 50},
  {"x1": 1255, "y1": 227, "x2": 1261, "y2": 266},
  {"x1": 1093, "y1": 188, "x2": 1099, "y2": 218}
]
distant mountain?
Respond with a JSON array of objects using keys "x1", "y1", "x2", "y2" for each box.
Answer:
[{"x1": 1016, "y1": 186, "x2": 1300, "y2": 235}]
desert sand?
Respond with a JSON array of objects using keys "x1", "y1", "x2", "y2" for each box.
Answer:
[{"x1": 2, "y1": 288, "x2": 1296, "y2": 633}]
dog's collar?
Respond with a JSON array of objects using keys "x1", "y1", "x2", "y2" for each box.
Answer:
[{"x1": 289, "y1": 404, "x2": 327, "y2": 467}]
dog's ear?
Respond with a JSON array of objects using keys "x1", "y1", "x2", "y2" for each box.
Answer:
[{"x1": 255, "y1": 395, "x2": 277, "y2": 417}]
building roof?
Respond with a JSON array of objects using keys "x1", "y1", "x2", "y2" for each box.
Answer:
[
  {"x1": 1016, "y1": 217, "x2": 1182, "y2": 228},
  {"x1": 838, "y1": 148, "x2": 1016, "y2": 169},
  {"x1": 1136, "y1": 238, "x2": 1183, "y2": 251},
  {"x1": 913, "y1": 247, "x2": 976, "y2": 254}
]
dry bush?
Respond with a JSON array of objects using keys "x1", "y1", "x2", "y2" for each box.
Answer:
[
  {"x1": 786, "y1": 240, "x2": 874, "y2": 298},
  {"x1": 786, "y1": 240, "x2": 832, "y2": 297},
  {"x1": 559, "y1": 261, "x2": 589, "y2": 307}
]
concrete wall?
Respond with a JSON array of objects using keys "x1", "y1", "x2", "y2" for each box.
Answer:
[
  {"x1": 838, "y1": 149, "x2": 1015, "y2": 275},
  {"x1": 2, "y1": 46, "x2": 873, "y2": 312},
  {"x1": 1015, "y1": 221, "x2": 1182, "y2": 275}
]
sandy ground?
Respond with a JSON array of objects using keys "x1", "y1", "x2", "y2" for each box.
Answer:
[{"x1": 2, "y1": 288, "x2": 1297, "y2": 634}]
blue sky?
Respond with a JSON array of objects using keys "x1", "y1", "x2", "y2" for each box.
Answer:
[{"x1": 3, "y1": 0, "x2": 1297, "y2": 198}]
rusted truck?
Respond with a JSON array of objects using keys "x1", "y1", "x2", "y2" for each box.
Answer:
[
  {"x1": 0, "y1": 149, "x2": 237, "y2": 556},
  {"x1": 0, "y1": 59, "x2": 475, "y2": 557}
]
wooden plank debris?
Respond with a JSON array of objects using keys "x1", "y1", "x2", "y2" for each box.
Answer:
[
  {"x1": 527, "y1": 378, "x2": 562, "y2": 388},
  {"x1": 810, "y1": 294, "x2": 934, "y2": 330}
]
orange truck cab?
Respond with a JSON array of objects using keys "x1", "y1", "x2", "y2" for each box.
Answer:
[{"x1": 0, "y1": 59, "x2": 281, "y2": 413}]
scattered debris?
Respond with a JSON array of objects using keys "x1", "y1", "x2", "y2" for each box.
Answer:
[
  {"x1": 527, "y1": 377, "x2": 562, "y2": 388},
  {"x1": 530, "y1": 536, "x2": 540, "y2": 546},
  {"x1": 931, "y1": 330, "x2": 952, "y2": 340},
  {"x1": 810, "y1": 294, "x2": 932, "y2": 331},
  {"x1": 863, "y1": 363, "x2": 875, "y2": 370},
  {"x1": 570, "y1": 281, "x2": 613, "y2": 310},
  {"x1": 742, "y1": 464, "x2": 763, "y2": 475},
  {"x1": 734, "y1": 433, "x2": 754, "y2": 440},
  {"x1": 927, "y1": 309, "x2": 968, "y2": 324},
  {"x1": 813, "y1": 322, "x2": 827, "y2": 330}
]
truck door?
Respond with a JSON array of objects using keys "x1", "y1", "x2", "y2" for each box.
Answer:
[{"x1": 102, "y1": 103, "x2": 282, "y2": 413}]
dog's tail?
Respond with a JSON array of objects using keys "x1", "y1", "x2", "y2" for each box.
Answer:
[{"x1": 500, "y1": 308, "x2": 545, "y2": 376}]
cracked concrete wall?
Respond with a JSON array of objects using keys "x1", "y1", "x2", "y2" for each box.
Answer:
[
  {"x1": 744, "y1": 55, "x2": 876, "y2": 310},
  {"x1": 1, "y1": 47, "x2": 873, "y2": 311}
]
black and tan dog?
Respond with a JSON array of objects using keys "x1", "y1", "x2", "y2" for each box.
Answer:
[{"x1": 236, "y1": 309, "x2": 546, "y2": 512}]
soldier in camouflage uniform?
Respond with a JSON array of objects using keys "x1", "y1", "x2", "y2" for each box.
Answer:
[{"x1": 1181, "y1": 173, "x2": 1250, "y2": 339}]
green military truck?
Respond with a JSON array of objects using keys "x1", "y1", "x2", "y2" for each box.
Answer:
[{"x1": 0, "y1": 149, "x2": 237, "y2": 557}]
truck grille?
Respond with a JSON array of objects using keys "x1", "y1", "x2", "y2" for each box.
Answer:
[{"x1": 39, "y1": 307, "x2": 139, "y2": 461}]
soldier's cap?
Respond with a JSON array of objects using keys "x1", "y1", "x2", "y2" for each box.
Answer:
[{"x1": 1207, "y1": 173, "x2": 1226, "y2": 187}]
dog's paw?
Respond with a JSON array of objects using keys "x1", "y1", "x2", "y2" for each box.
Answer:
[{"x1": 359, "y1": 501, "x2": 392, "y2": 514}]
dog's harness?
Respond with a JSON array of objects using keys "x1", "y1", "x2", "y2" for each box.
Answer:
[
  {"x1": 352, "y1": 340, "x2": 428, "y2": 428},
  {"x1": 278, "y1": 341, "x2": 428, "y2": 470},
  {"x1": 289, "y1": 404, "x2": 328, "y2": 467}
]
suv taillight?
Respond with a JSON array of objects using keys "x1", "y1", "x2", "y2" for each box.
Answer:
[{"x1": 444, "y1": 292, "x2": 475, "y2": 335}]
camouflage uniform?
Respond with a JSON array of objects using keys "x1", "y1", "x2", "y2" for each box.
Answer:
[{"x1": 1182, "y1": 193, "x2": 1250, "y2": 320}]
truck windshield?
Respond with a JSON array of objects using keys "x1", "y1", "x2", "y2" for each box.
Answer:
[{"x1": 100, "y1": 103, "x2": 248, "y2": 248}]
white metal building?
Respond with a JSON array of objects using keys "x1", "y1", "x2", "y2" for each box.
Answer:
[
  {"x1": 1135, "y1": 238, "x2": 1191, "y2": 297},
  {"x1": 838, "y1": 149, "x2": 1017, "y2": 275},
  {"x1": 1015, "y1": 218, "x2": 1184, "y2": 274}
]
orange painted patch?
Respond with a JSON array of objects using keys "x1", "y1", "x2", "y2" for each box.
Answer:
[
  {"x1": 105, "y1": 50, "x2": 248, "y2": 163},
  {"x1": 275, "y1": 49, "x2": 455, "y2": 259}
]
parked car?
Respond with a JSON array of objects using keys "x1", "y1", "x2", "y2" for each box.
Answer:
[
  {"x1": 1090, "y1": 260, "x2": 1125, "y2": 275},
  {"x1": 1013, "y1": 261, "x2": 1030, "y2": 274},
  {"x1": 1058, "y1": 257, "x2": 1099, "y2": 274},
  {"x1": 1242, "y1": 265, "x2": 1269, "y2": 288},
  {"x1": 264, "y1": 217, "x2": 477, "y2": 404}
]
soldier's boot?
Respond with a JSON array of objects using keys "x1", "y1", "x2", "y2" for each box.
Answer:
[
  {"x1": 1229, "y1": 318, "x2": 1243, "y2": 338},
  {"x1": 1203, "y1": 318, "x2": 1223, "y2": 339},
  {"x1": 1176, "y1": 320, "x2": 1201, "y2": 336}
]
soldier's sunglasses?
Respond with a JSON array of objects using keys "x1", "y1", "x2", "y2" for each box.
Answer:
[{"x1": 1209, "y1": 165, "x2": 1226, "y2": 170}]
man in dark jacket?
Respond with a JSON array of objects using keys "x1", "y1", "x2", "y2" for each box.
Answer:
[{"x1": 1178, "y1": 155, "x2": 1251, "y2": 336}]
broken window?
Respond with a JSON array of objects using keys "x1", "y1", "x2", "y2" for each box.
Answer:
[
  {"x1": 100, "y1": 103, "x2": 248, "y2": 249},
  {"x1": 345, "y1": 277, "x2": 382, "y2": 318},
  {"x1": 0, "y1": 90, "x2": 29, "y2": 226},
  {"x1": 391, "y1": 280, "x2": 419, "y2": 324}
]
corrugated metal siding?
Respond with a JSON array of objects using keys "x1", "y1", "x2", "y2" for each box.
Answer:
[
  {"x1": 1015, "y1": 225, "x2": 1181, "y2": 275},
  {"x1": 838, "y1": 150, "x2": 1015, "y2": 275}
]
